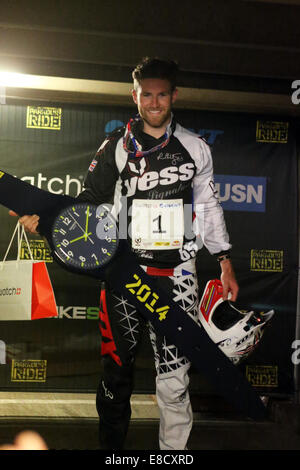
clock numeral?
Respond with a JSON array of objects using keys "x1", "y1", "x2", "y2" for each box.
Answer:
[
  {"x1": 59, "y1": 228, "x2": 67, "y2": 236},
  {"x1": 104, "y1": 223, "x2": 113, "y2": 232},
  {"x1": 67, "y1": 251, "x2": 74, "y2": 258},
  {"x1": 79, "y1": 256, "x2": 86, "y2": 263},
  {"x1": 61, "y1": 239, "x2": 70, "y2": 247},
  {"x1": 62, "y1": 217, "x2": 72, "y2": 226},
  {"x1": 97, "y1": 210, "x2": 108, "y2": 220},
  {"x1": 72, "y1": 207, "x2": 80, "y2": 217},
  {"x1": 92, "y1": 253, "x2": 99, "y2": 265}
]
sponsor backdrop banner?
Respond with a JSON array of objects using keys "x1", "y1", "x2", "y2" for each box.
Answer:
[{"x1": 0, "y1": 102, "x2": 298, "y2": 399}]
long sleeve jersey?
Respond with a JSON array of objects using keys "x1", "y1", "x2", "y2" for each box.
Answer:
[{"x1": 78, "y1": 117, "x2": 231, "y2": 268}]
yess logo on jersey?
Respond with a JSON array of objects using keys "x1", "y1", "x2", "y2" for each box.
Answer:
[
  {"x1": 127, "y1": 157, "x2": 149, "y2": 176},
  {"x1": 124, "y1": 162, "x2": 195, "y2": 195},
  {"x1": 214, "y1": 175, "x2": 266, "y2": 212}
]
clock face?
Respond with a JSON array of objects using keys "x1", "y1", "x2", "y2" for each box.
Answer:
[{"x1": 51, "y1": 202, "x2": 119, "y2": 272}]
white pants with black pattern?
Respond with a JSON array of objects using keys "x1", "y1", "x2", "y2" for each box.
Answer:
[{"x1": 148, "y1": 271, "x2": 199, "y2": 450}]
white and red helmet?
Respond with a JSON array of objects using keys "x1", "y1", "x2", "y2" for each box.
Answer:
[{"x1": 198, "y1": 279, "x2": 274, "y2": 365}]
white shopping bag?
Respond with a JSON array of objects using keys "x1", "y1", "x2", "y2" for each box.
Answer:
[{"x1": 0, "y1": 222, "x2": 58, "y2": 320}]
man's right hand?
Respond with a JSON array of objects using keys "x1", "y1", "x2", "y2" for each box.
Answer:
[{"x1": 9, "y1": 210, "x2": 40, "y2": 234}]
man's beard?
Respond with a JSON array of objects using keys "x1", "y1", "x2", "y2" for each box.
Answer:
[{"x1": 140, "y1": 108, "x2": 171, "y2": 129}]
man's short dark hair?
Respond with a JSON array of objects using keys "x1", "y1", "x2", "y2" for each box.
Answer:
[{"x1": 132, "y1": 57, "x2": 178, "y2": 91}]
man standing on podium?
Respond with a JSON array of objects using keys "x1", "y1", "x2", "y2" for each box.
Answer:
[{"x1": 12, "y1": 57, "x2": 238, "y2": 450}]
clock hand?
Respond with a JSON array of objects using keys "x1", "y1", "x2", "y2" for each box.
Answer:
[
  {"x1": 68, "y1": 212, "x2": 94, "y2": 244},
  {"x1": 68, "y1": 211, "x2": 86, "y2": 234},
  {"x1": 69, "y1": 232, "x2": 92, "y2": 244},
  {"x1": 85, "y1": 205, "x2": 90, "y2": 238}
]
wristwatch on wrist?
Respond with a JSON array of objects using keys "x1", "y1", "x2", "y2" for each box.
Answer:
[{"x1": 217, "y1": 253, "x2": 231, "y2": 262}]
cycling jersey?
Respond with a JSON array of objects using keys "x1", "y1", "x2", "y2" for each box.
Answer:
[{"x1": 79, "y1": 116, "x2": 231, "y2": 268}]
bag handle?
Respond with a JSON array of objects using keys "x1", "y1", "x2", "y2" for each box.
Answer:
[
  {"x1": 1, "y1": 222, "x2": 34, "y2": 267},
  {"x1": 18, "y1": 224, "x2": 34, "y2": 261}
]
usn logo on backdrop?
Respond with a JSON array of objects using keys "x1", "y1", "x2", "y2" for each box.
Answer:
[{"x1": 214, "y1": 175, "x2": 266, "y2": 212}]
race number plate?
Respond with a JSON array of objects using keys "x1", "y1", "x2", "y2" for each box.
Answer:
[{"x1": 131, "y1": 199, "x2": 184, "y2": 250}]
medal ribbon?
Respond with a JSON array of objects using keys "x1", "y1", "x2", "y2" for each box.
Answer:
[{"x1": 123, "y1": 115, "x2": 171, "y2": 158}]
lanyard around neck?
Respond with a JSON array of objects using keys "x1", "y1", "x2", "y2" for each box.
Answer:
[{"x1": 123, "y1": 115, "x2": 172, "y2": 157}]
